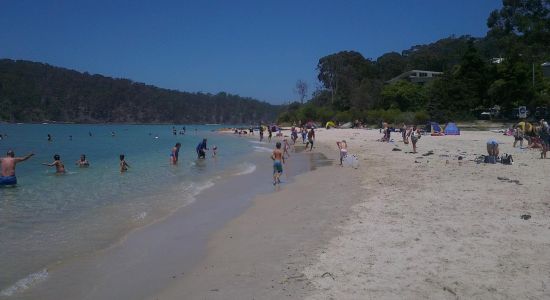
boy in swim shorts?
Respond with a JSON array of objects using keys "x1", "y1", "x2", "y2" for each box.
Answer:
[{"x1": 271, "y1": 142, "x2": 285, "y2": 185}]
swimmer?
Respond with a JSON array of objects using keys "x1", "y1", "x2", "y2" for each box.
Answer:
[
  {"x1": 119, "y1": 154, "x2": 130, "y2": 172},
  {"x1": 336, "y1": 140, "x2": 348, "y2": 166},
  {"x1": 76, "y1": 154, "x2": 90, "y2": 167},
  {"x1": 47, "y1": 134, "x2": 52, "y2": 142},
  {"x1": 43, "y1": 154, "x2": 66, "y2": 174},
  {"x1": 271, "y1": 142, "x2": 285, "y2": 185},
  {"x1": 0, "y1": 150, "x2": 34, "y2": 186},
  {"x1": 171, "y1": 142, "x2": 181, "y2": 164}
]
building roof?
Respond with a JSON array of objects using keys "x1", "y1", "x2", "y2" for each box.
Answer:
[{"x1": 387, "y1": 70, "x2": 443, "y2": 84}]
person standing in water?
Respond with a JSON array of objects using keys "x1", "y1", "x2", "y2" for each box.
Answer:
[
  {"x1": 171, "y1": 142, "x2": 181, "y2": 164},
  {"x1": 76, "y1": 154, "x2": 90, "y2": 167},
  {"x1": 119, "y1": 154, "x2": 130, "y2": 172},
  {"x1": 271, "y1": 142, "x2": 285, "y2": 185},
  {"x1": 196, "y1": 138, "x2": 209, "y2": 159},
  {"x1": 267, "y1": 127, "x2": 272, "y2": 143},
  {"x1": 43, "y1": 154, "x2": 66, "y2": 174},
  {"x1": 0, "y1": 150, "x2": 34, "y2": 186}
]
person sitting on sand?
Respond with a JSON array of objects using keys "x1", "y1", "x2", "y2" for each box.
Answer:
[
  {"x1": 76, "y1": 154, "x2": 90, "y2": 167},
  {"x1": 0, "y1": 150, "x2": 34, "y2": 186},
  {"x1": 119, "y1": 154, "x2": 130, "y2": 172},
  {"x1": 410, "y1": 126, "x2": 421, "y2": 153},
  {"x1": 43, "y1": 154, "x2": 66, "y2": 174},
  {"x1": 336, "y1": 140, "x2": 348, "y2": 166},
  {"x1": 271, "y1": 142, "x2": 285, "y2": 185},
  {"x1": 170, "y1": 142, "x2": 181, "y2": 164}
]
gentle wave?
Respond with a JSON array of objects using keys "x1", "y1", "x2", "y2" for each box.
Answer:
[
  {"x1": 0, "y1": 269, "x2": 48, "y2": 297},
  {"x1": 234, "y1": 163, "x2": 257, "y2": 176},
  {"x1": 253, "y1": 146, "x2": 272, "y2": 153}
]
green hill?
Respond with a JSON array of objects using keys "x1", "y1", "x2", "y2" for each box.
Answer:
[{"x1": 0, "y1": 59, "x2": 281, "y2": 124}]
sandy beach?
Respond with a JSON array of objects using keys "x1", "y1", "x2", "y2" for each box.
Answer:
[{"x1": 155, "y1": 128, "x2": 550, "y2": 299}]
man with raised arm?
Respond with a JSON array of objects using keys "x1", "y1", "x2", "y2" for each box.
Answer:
[{"x1": 0, "y1": 150, "x2": 34, "y2": 186}]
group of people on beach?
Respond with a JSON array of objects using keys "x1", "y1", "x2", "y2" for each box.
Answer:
[
  {"x1": 262, "y1": 125, "x2": 315, "y2": 185},
  {"x1": 379, "y1": 122, "x2": 421, "y2": 153},
  {"x1": 511, "y1": 119, "x2": 550, "y2": 159}
]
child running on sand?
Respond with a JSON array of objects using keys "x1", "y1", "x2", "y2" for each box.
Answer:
[
  {"x1": 119, "y1": 154, "x2": 130, "y2": 172},
  {"x1": 43, "y1": 154, "x2": 65, "y2": 174},
  {"x1": 305, "y1": 128, "x2": 315, "y2": 151},
  {"x1": 283, "y1": 138, "x2": 291, "y2": 158},
  {"x1": 336, "y1": 140, "x2": 348, "y2": 166},
  {"x1": 271, "y1": 142, "x2": 285, "y2": 185}
]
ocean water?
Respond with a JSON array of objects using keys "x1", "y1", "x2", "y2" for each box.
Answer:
[{"x1": 0, "y1": 124, "x2": 263, "y2": 296}]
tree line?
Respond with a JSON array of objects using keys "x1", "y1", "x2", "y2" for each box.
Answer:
[
  {"x1": 280, "y1": 0, "x2": 550, "y2": 125},
  {"x1": 0, "y1": 59, "x2": 282, "y2": 124}
]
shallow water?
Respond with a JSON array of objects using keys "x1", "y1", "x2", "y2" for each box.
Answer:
[{"x1": 0, "y1": 124, "x2": 262, "y2": 295}]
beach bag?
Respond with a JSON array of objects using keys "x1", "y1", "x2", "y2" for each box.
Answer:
[
  {"x1": 501, "y1": 154, "x2": 513, "y2": 165},
  {"x1": 484, "y1": 155, "x2": 497, "y2": 164}
]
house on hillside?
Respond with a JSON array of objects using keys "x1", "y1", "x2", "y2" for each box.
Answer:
[{"x1": 387, "y1": 70, "x2": 443, "y2": 84}]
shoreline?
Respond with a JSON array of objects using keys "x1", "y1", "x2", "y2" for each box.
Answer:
[
  {"x1": 9, "y1": 136, "x2": 325, "y2": 299},
  {"x1": 153, "y1": 135, "x2": 361, "y2": 299}
]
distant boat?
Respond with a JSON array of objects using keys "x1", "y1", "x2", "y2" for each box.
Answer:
[{"x1": 42, "y1": 122, "x2": 49, "y2": 125}]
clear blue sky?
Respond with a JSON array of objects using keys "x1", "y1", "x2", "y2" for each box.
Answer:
[{"x1": 0, "y1": 0, "x2": 502, "y2": 104}]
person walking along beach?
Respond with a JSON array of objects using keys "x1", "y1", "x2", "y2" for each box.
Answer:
[
  {"x1": 305, "y1": 128, "x2": 315, "y2": 151},
  {"x1": 271, "y1": 142, "x2": 285, "y2": 185},
  {"x1": 410, "y1": 126, "x2": 421, "y2": 154},
  {"x1": 0, "y1": 150, "x2": 34, "y2": 186}
]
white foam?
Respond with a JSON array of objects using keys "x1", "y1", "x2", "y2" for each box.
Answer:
[
  {"x1": 1, "y1": 269, "x2": 48, "y2": 297},
  {"x1": 249, "y1": 140, "x2": 265, "y2": 145},
  {"x1": 253, "y1": 146, "x2": 272, "y2": 153},
  {"x1": 234, "y1": 163, "x2": 257, "y2": 176}
]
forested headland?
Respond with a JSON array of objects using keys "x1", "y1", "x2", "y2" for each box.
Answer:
[
  {"x1": 0, "y1": 59, "x2": 281, "y2": 124},
  {"x1": 280, "y1": 0, "x2": 550, "y2": 125}
]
